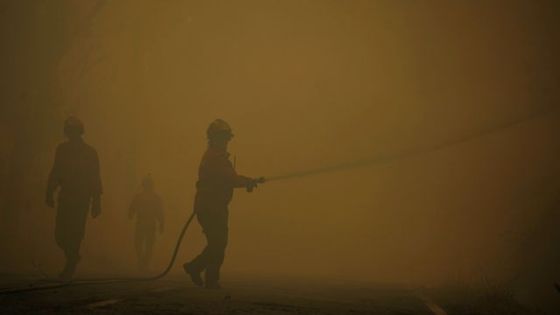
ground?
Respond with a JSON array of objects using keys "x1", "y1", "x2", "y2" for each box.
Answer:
[{"x1": 0, "y1": 275, "x2": 541, "y2": 314}]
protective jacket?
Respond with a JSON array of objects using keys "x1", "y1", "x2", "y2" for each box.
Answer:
[
  {"x1": 194, "y1": 147, "x2": 250, "y2": 212},
  {"x1": 47, "y1": 139, "x2": 102, "y2": 201}
]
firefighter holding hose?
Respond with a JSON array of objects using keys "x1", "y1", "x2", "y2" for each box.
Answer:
[{"x1": 183, "y1": 119, "x2": 264, "y2": 289}]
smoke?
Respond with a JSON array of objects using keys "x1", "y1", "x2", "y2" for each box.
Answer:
[{"x1": 0, "y1": 0, "x2": 559, "y2": 290}]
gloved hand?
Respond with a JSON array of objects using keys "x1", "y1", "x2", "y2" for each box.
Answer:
[
  {"x1": 91, "y1": 197, "x2": 101, "y2": 218},
  {"x1": 246, "y1": 177, "x2": 265, "y2": 192}
]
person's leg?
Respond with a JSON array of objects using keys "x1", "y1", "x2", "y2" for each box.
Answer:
[
  {"x1": 204, "y1": 227, "x2": 228, "y2": 288},
  {"x1": 55, "y1": 200, "x2": 83, "y2": 280},
  {"x1": 55, "y1": 201, "x2": 70, "y2": 253},
  {"x1": 187, "y1": 240, "x2": 210, "y2": 272},
  {"x1": 60, "y1": 238, "x2": 82, "y2": 280},
  {"x1": 59, "y1": 198, "x2": 89, "y2": 280},
  {"x1": 143, "y1": 227, "x2": 156, "y2": 268},
  {"x1": 184, "y1": 211, "x2": 213, "y2": 286},
  {"x1": 135, "y1": 225, "x2": 145, "y2": 268},
  {"x1": 204, "y1": 211, "x2": 228, "y2": 288}
]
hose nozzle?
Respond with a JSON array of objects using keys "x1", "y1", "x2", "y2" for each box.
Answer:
[{"x1": 246, "y1": 177, "x2": 265, "y2": 192}]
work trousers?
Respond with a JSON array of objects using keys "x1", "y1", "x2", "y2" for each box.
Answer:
[
  {"x1": 135, "y1": 222, "x2": 156, "y2": 268},
  {"x1": 55, "y1": 194, "x2": 90, "y2": 262},
  {"x1": 188, "y1": 209, "x2": 229, "y2": 284}
]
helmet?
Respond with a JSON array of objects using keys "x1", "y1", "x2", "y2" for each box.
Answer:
[
  {"x1": 206, "y1": 119, "x2": 233, "y2": 139},
  {"x1": 64, "y1": 116, "x2": 84, "y2": 136}
]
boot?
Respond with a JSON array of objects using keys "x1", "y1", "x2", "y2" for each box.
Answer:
[
  {"x1": 204, "y1": 264, "x2": 221, "y2": 289},
  {"x1": 183, "y1": 262, "x2": 203, "y2": 287},
  {"x1": 59, "y1": 255, "x2": 80, "y2": 281}
]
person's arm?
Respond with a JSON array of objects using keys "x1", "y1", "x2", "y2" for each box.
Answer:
[
  {"x1": 46, "y1": 145, "x2": 61, "y2": 208},
  {"x1": 215, "y1": 155, "x2": 252, "y2": 188},
  {"x1": 214, "y1": 155, "x2": 262, "y2": 190},
  {"x1": 91, "y1": 150, "x2": 102, "y2": 218}
]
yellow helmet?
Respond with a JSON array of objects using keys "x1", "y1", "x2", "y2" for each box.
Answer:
[{"x1": 207, "y1": 119, "x2": 233, "y2": 139}]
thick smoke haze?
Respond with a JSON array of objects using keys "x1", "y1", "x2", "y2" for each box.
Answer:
[{"x1": 1, "y1": 0, "x2": 559, "y2": 293}]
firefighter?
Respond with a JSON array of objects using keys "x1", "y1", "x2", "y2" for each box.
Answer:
[
  {"x1": 46, "y1": 116, "x2": 102, "y2": 280},
  {"x1": 128, "y1": 174, "x2": 164, "y2": 270},
  {"x1": 183, "y1": 119, "x2": 264, "y2": 289}
]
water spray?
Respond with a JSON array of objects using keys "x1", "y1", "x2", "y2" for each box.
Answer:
[{"x1": 264, "y1": 106, "x2": 558, "y2": 183}]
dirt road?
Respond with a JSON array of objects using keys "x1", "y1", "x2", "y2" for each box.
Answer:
[{"x1": 0, "y1": 276, "x2": 534, "y2": 314}]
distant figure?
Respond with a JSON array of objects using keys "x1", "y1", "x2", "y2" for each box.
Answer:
[
  {"x1": 183, "y1": 119, "x2": 264, "y2": 289},
  {"x1": 46, "y1": 116, "x2": 102, "y2": 280},
  {"x1": 128, "y1": 175, "x2": 164, "y2": 270}
]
